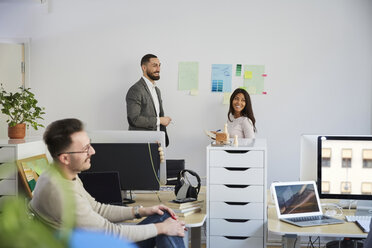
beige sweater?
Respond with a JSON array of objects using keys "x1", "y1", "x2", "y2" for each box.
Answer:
[{"x1": 29, "y1": 168, "x2": 158, "y2": 242}]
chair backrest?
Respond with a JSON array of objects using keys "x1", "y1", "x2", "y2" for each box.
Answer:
[{"x1": 166, "y1": 159, "x2": 185, "y2": 185}]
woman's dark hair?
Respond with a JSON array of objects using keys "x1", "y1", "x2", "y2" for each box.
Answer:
[
  {"x1": 228, "y1": 88, "x2": 256, "y2": 132},
  {"x1": 43, "y1": 118, "x2": 84, "y2": 160}
]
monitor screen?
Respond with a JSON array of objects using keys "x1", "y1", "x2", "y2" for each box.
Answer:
[
  {"x1": 85, "y1": 143, "x2": 160, "y2": 191},
  {"x1": 274, "y1": 183, "x2": 320, "y2": 215},
  {"x1": 88, "y1": 130, "x2": 167, "y2": 185},
  {"x1": 317, "y1": 136, "x2": 372, "y2": 200}
]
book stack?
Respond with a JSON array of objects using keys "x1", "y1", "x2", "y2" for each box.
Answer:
[{"x1": 168, "y1": 200, "x2": 203, "y2": 217}]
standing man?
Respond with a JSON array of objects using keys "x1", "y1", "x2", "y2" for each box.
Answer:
[
  {"x1": 126, "y1": 54, "x2": 171, "y2": 147},
  {"x1": 29, "y1": 118, "x2": 185, "y2": 247}
]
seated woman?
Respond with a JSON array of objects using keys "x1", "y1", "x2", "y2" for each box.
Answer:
[{"x1": 227, "y1": 88, "x2": 256, "y2": 139}]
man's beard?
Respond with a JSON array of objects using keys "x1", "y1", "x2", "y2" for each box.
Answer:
[{"x1": 147, "y1": 70, "x2": 160, "y2": 81}]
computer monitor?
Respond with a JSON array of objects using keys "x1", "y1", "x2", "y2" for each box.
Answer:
[
  {"x1": 300, "y1": 135, "x2": 320, "y2": 181},
  {"x1": 317, "y1": 136, "x2": 372, "y2": 215},
  {"x1": 86, "y1": 143, "x2": 160, "y2": 191},
  {"x1": 88, "y1": 130, "x2": 167, "y2": 185}
]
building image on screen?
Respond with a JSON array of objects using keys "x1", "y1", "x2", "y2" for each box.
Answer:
[
  {"x1": 318, "y1": 137, "x2": 372, "y2": 197},
  {"x1": 276, "y1": 184, "x2": 319, "y2": 215}
]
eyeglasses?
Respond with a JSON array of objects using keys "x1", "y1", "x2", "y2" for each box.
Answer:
[{"x1": 58, "y1": 144, "x2": 92, "y2": 156}]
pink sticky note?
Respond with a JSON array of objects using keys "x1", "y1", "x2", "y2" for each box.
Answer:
[
  {"x1": 262, "y1": 74, "x2": 267, "y2": 77},
  {"x1": 262, "y1": 91, "x2": 267, "y2": 95}
]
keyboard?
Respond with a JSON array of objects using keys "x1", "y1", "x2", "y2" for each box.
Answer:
[
  {"x1": 287, "y1": 215, "x2": 330, "y2": 222},
  {"x1": 345, "y1": 215, "x2": 372, "y2": 222}
]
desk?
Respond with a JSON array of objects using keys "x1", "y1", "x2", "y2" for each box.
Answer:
[
  {"x1": 126, "y1": 187, "x2": 206, "y2": 248},
  {"x1": 268, "y1": 201, "x2": 367, "y2": 248}
]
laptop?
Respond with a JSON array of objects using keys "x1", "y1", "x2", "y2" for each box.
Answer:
[
  {"x1": 79, "y1": 171, "x2": 124, "y2": 206},
  {"x1": 271, "y1": 181, "x2": 344, "y2": 227}
]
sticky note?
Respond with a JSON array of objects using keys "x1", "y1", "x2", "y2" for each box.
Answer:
[
  {"x1": 244, "y1": 71, "x2": 253, "y2": 79},
  {"x1": 190, "y1": 89, "x2": 199, "y2": 96},
  {"x1": 223, "y1": 93, "x2": 232, "y2": 105}
]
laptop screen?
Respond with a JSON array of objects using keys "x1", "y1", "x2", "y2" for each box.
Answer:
[
  {"x1": 272, "y1": 181, "x2": 322, "y2": 218},
  {"x1": 79, "y1": 171, "x2": 123, "y2": 206}
]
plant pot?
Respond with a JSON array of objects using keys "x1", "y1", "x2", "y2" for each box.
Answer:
[{"x1": 8, "y1": 123, "x2": 26, "y2": 139}]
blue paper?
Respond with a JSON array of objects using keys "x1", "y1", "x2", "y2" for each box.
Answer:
[{"x1": 211, "y1": 64, "x2": 232, "y2": 92}]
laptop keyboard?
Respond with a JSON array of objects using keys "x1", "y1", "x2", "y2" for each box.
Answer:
[{"x1": 286, "y1": 215, "x2": 330, "y2": 222}]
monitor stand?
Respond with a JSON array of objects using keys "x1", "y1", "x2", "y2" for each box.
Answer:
[
  {"x1": 122, "y1": 190, "x2": 135, "y2": 205},
  {"x1": 355, "y1": 200, "x2": 372, "y2": 216}
]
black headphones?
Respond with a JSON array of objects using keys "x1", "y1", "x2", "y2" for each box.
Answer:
[{"x1": 174, "y1": 169, "x2": 201, "y2": 200}]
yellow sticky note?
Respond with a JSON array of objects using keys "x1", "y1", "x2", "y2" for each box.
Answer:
[
  {"x1": 223, "y1": 93, "x2": 232, "y2": 105},
  {"x1": 190, "y1": 89, "x2": 199, "y2": 96},
  {"x1": 244, "y1": 71, "x2": 253, "y2": 79}
]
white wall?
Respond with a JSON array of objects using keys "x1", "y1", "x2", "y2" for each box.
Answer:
[{"x1": 0, "y1": 0, "x2": 371, "y2": 185}]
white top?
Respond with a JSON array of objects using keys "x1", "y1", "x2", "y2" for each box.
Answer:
[
  {"x1": 227, "y1": 114, "x2": 255, "y2": 139},
  {"x1": 142, "y1": 76, "x2": 160, "y2": 131}
]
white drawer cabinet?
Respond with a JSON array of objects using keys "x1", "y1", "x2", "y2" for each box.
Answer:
[
  {"x1": 207, "y1": 139, "x2": 267, "y2": 248},
  {"x1": 209, "y1": 167, "x2": 264, "y2": 185},
  {"x1": 210, "y1": 236, "x2": 263, "y2": 248},
  {"x1": 0, "y1": 139, "x2": 45, "y2": 205}
]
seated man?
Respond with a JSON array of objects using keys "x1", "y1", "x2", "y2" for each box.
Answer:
[{"x1": 29, "y1": 118, "x2": 185, "y2": 248}]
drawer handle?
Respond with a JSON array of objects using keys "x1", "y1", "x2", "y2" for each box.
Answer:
[
  {"x1": 224, "y1": 167, "x2": 249, "y2": 171},
  {"x1": 224, "y1": 185, "x2": 249, "y2": 188},
  {"x1": 224, "y1": 219, "x2": 249, "y2": 223},
  {"x1": 224, "y1": 150, "x2": 250, "y2": 154},
  {"x1": 224, "y1": 202, "x2": 249, "y2": 206},
  {"x1": 224, "y1": 236, "x2": 249, "y2": 240}
]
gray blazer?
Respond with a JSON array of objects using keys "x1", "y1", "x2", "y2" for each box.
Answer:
[{"x1": 126, "y1": 78, "x2": 169, "y2": 146}]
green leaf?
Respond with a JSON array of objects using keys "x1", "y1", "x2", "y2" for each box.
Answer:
[{"x1": 0, "y1": 84, "x2": 45, "y2": 131}]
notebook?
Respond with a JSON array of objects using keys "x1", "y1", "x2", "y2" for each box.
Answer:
[
  {"x1": 79, "y1": 171, "x2": 124, "y2": 206},
  {"x1": 271, "y1": 181, "x2": 344, "y2": 227}
]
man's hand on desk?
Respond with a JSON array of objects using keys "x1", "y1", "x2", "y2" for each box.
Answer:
[
  {"x1": 139, "y1": 205, "x2": 186, "y2": 237},
  {"x1": 155, "y1": 217, "x2": 186, "y2": 237},
  {"x1": 139, "y1": 204, "x2": 176, "y2": 218}
]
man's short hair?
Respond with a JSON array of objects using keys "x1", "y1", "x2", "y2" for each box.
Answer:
[
  {"x1": 43, "y1": 118, "x2": 84, "y2": 160},
  {"x1": 141, "y1": 54, "x2": 158, "y2": 66}
]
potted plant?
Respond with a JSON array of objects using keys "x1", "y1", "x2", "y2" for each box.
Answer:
[{"x1": 0, "y1": 84, "x2": 45, "y2": 139}]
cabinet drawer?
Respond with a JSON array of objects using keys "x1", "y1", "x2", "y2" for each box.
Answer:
[
  {"x1": 209, "y1": 219, "x2": 264, "y2": 237},
  {"x1": 0, "y1": 162, "x2": 16, "y2": 179},
  {"x1": 209, "y1": 202, "x2": 263, "y2": 219},
  {"x1": 210, "y1": 236, "x2": 263, "y2": 248},
  {"x1": 0, "y1": 179, "x2": 16, "y2": 195},
  {"x1": 210, "y1": 167, "x2": 263, "y2": 185},
  {"x1": 210, "y1": 185, "x2": 263, "y2": 202},
  {"x1": 0, "y1": 147, "x2": 15, "y2": 163},
  {"x1": 209, "y1": 150, "x2": 263, "y2": 168}
]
